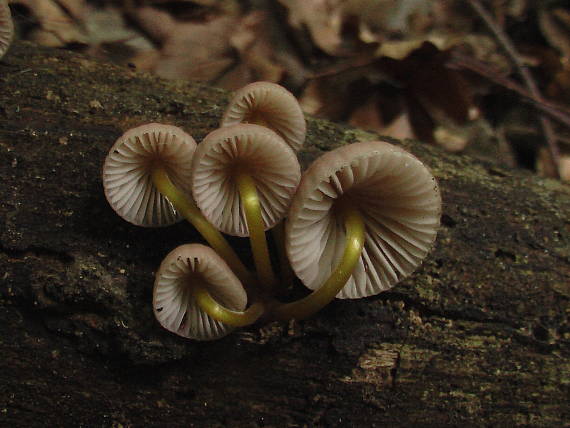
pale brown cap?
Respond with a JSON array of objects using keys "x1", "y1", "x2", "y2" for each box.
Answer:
[
  {"x1": 103, "y1": 123, "x2": 197, "y2": 227},
  {"x1": 286, "y1": 140, "x2": 442, "y2": 299},
  {"x1": 0, "y1": 0, "x2": 13, "y2": 59},
  {"x1": 192, "y1": 123, "x2": 301, "y2": 236},
  {"x1": 153, "y1": 244, "x2": 247, "y2": 341},
  {"x1": 221, "y1": 81, "x2": 306, "y2": 152}
]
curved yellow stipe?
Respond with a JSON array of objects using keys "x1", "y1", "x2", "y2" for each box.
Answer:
[
  {"x1": 151, "y1": 167, "x2": 253, "y2": 285},
  {"x1": 236, "y1": 171, "x2": 277, "y2": 289},
  {"x1": 193, "y1": 285, "x2": 265, "y2": 327},
  {"x1": 271, "y1": 204, "x2": 365, "y2": 321}
]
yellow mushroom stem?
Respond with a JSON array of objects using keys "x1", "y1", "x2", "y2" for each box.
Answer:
[
  {"x1": 271, "y1": 204, "x2": 365, "y2": 321},
  {"x1": 193, "y1": 284, "x2": 265, "y2": 327},
  {"x1": 235, "y1": 170, "x2": 277, "y2": 290},
  {"x1": 151, "y1": 167, "x2": 253, "y2": 285}
]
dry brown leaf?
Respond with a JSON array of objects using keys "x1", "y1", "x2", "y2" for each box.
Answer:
[
  {"x1": 55, "y1": 0, "x2": 86, "y2": 21},
  {"x1": 82, "y1": 5, "x2": 154, "y2": 65},
  {"x1": 144, "y1": 0, "x2": 241, "y2": 16},
  {"x1": 537, "y1": 146, "x2": 570, "y2": 182},
  {"x1": 301, "y1": 41, "x2": 476, "y2": 145},
  {"x1": 13, "y1": 0, "x2": 87, "y2": 46},
  {"x1": 228, "y1": 11, "x2": 284, "y2": 85},
  {"x1": 381, "y1": 110, "x2": 416, "y2": 140},
  {"x1": 347, "y1": 92, "x2": 384, "y2": 131},
  {"x1": 433, "y1": 124, "x2": 469, "y2": 152},
  {"x1": 381, "y1": 43, "x2": 475, "y2": 138},
  {"x1": 126, "y1": 6, "x2": 288, "y2": 87},
  {"x1": 214, "y1": 62, "x2": 254, "y2": 91},
  {"x1": 346, "y1": 0, "x2": 467, "y2": 59},
  {"x1": 343, "y1": 0, "x2": 431, "y2": 42},
  {"x1": 278, "y1": 0, "x2": 345, "y2": 55},
  {"x1": 547, "y1": 62, "x2": 570, "y2": 102},
  {"x1": 375, "y1": 34, "x2": 456, "y2": 60},
  {"x1": 299, "y1": 79, "x2": 326, "y2": 116},
  {"x1": 129, "y1": 6, "x2": 237, "y2": 81},
  {"x1": 299, "y1": 59, "x2": 387, "y2": 121},
  {"x1": 539, "y1": 5, "x2": 570, "y2": 59},
  {"x1": 348, "y1": 99, "x2": 417, "y2": 141},
  {"x1": 502, "y1": 0, "x2": 529, "y2": 20}
]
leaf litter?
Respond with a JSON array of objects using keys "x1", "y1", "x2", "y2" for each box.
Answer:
[{"x1": 8, "y1": 0, "x2": 570, "y2": 180}]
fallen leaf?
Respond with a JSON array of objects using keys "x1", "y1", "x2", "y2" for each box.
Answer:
[
  {"x1": 129, "y1": 6, "x2": 237, "y2": 81},
  {"x1": 14, "y1": 0, "x2": 87, "y2": 46},
  {"x1": 539, "y1": 5, "x2": 570, "y2": 59},
  {"x1": 278, "y1": 0, "x2": 346, "y2": 55},
  {"x1": 227, "y1": 11, "x2": 284, "y2": 85}
]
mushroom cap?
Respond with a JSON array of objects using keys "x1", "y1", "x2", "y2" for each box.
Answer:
[
  {"x1": 153, "y1": 244, "x2": 248, "y2": 341},
  {"x1": 0, "y1": 0, "x2": 13, "y2": 60},
  {"x1": 220, "y1": 81, "x2": 306, "y2": 152},
  {"x1": 192, "y1": 123, "x2": 301, "y2": 237},
  {"x1": 103, "y1": 123, "x2": 197, "y2": 227},
  {"x1": 286, "y1": 140, "x2": 441, "y2": 299}
]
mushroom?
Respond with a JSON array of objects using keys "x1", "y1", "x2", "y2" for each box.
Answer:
[
  {"x1": 220, "y1": 81, "x2": 306, "y2": 152},
  {"x1": 0, "y1": 0, "x2": 13, "y2": 60},
  {"x1": 103, "y1": 123, "x2": 251, "y2": 283},
  {"x1": 103, "y1": 123, "x2": 197, "y2": 227},
  {"x1": 192, "y1": 123, "x2": 301, "y2": 287},
  {"x1": 153, "y1": 244, "x2": 263, "y2": 341},
  {"x1": 273, "y1": 140, "x2": 441, "y2": 320}
]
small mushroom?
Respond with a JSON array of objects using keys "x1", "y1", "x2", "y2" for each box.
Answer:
[
  {"x1": 192, "y1": 123, "x2": 301, "y2": 236},
  {"x1": 0, "y1": 0, "x2": 13, "y2": 60},
  {"x1": 103, "y1": 123, "x2": 252, "y2": 284},
  {"x1": 153, "y1": 244, "x2": 262, "y2": 341},
  {"x1": 274, "y1": 140, "x2": 441, "y2": 320},
  {"x1": 192, "y1": 123, "x2": 301, "y2": 287},
  {"x1": 103, "y1": 123, "x2": 197, "y2": 227},
  {"x1": 220, "y1": 81, "x2": 306, "y2": 152}
]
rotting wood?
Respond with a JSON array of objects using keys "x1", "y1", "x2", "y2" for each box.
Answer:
[{"x1": 0, "y1": 41, "x2": 569, "y2": 427}]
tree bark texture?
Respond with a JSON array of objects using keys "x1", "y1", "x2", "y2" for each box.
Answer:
[{"x1": 1, "y1": 41, "x2": 569, "y2": 426}]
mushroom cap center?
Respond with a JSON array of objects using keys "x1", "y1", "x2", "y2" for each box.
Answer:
[{"x1": 242, "y1": 110, "x2": 270, "y2": 129}]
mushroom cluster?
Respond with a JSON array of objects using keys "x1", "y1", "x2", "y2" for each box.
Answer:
[{"x1": 102, "y1": 82, "x2": 442, "y2": 340}]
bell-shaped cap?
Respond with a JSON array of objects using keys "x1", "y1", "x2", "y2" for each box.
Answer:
[
  {"x1": 220, "y1": 81, "x2": 306, "y2": 152},
  {"x1": 0, "y1": 0, "x2": 13, "y2": 59},
  {"x1": 103, "y1": 123, "x2": 197, "y2": 227},
  {"x1": 286, "y1": 140, "x2": 441, "y2": 299},
  {"x1": 192, "y1": 123, "x2": 301, "y2": 237},
  {"x1": 153, "y1": 244, "x2": 248, "y2": 341}
]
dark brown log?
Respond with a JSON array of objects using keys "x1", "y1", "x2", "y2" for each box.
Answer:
[{"x1": 1, "y1": 41, "x2": 569, "y2": 427}]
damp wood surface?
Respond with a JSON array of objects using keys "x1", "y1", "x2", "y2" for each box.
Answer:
[{"x1": 0, "y1": 41, "x2": 569, "y2": 427}]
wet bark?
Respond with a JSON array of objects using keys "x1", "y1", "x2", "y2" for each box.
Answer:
[{"x1": 1, "y1": 41, "x2": 569, "y2": 427}]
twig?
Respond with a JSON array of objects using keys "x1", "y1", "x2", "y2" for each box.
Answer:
[
  {"x1": 467, "y1": 0, "x2": 561, "y2": 178},
  {"x1": 447, "y1": 53, "x2": 570, "y2": 130}
]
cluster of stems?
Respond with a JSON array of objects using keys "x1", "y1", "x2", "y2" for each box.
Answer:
[{"x1": 152, "y1": 163, "x2": 366, "y2": 327}]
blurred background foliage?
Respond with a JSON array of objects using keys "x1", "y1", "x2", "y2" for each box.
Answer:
[{"x1": 7, "y1": 0, "x2": 570, "y2": 180}]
